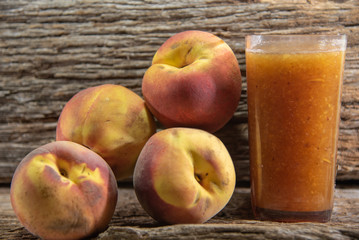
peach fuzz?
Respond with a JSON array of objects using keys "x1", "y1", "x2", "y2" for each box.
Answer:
[
  {"x1": 133, "y1": 128, "x2": 236, "y2": 224},
  {"x1": 56, "y1": 84, "x2": 156, "y2": 180},
  {"x1": 10, "y1": 141, "x2": 118, "y2": 240},
  {"x1": 142, "y1": 30, "x2": 242, "y2": 133}
]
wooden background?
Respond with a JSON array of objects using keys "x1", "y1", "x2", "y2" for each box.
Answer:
[
  {"x1": 1, "y1": 1, "x2": 359, "y2": 239},
  {"x1": 1, "y1": 0, "x2": 359, "y2": 185}
]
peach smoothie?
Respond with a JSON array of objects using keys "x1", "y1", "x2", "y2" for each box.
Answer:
[{"x1": 246, "y1": 35, "x2": 346, "y2": 222}]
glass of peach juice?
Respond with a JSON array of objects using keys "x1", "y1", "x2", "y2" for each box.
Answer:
[{"x1": 245, "y1": 35, "x2": 347, "y2": 222}]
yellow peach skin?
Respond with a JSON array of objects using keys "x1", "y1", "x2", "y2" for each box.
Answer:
[
  {"x1": 142, "y1": 30, "x2": 242, "y2": 133},
  {"x1": 56, "y1": 84, "x2": 156, "y2": 180},
  {"x1": 10, "y1": 141, "x2": 118, "y2": 240},
  {"x1": 133, "y1": 128, "x2": 236, "y2": 224}
]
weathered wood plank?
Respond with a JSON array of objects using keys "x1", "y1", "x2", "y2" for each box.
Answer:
[
  {"x1": 1, "y1": 186, "x2": 359, "y2": 239},
  {"x1": 0, "y1": 0, "x2": 359, "y2": 183}
]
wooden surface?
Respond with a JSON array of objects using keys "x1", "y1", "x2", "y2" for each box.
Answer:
[
  {"x1": 1, "y1": 185, "x2": 359, "y2": 239},
  {"x1": 1, "y1": 0, "x2": 359, "y2": 184},
  {"x1": 1, "y1": 1, "x2": 359, "y2": 238}
]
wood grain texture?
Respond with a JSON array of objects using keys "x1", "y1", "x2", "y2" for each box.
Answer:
[
  {"x1": 1, "y1": 186, "x2": 359, "y2": 239},
  {"x1": 1, "y1": 0, "x2": 359, "y2": 183}
]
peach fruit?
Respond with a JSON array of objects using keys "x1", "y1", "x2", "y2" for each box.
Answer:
[
  {"x1": 142, "y1": 30, "x2": 242, "y2": 133},
  {"x1": 10, "y1": 141, "x2": 118, "y2": 240},
  {"x1": 133, "y1": 127, "x2": 236, "y2": 224},
  {"x1": 56, "y1": 84, "x2": 156, "y2": 180}
]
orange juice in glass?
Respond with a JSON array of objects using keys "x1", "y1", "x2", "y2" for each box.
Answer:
[{"x1": 245, "y1": 35, "x2": 346, "y2": 222}]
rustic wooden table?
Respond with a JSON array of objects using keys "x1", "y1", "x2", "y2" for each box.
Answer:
[
  {"x1": 1, "y1": 186, "x2": 359, "y2": 239},
  {"x1": 1, "y1": 0, "x2": 359, "y2": 239}
]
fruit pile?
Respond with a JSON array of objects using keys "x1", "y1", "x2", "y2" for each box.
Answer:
[{"x1": 10, "y1": 30, "x2": 242, "y2": 239}]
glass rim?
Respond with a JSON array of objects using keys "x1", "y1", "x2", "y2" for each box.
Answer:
[
  {"x1": 246, "y1": 34, "x2": 347, "y2": 39},
  {"x1": 246, "y1": 34, "x2": 347, "y2": 53}
]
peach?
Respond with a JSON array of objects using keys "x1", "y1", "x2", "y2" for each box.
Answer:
[
  {"x1": 133, "y1": 128, "x2": 236, "y2": 224},
  {"x1": 56, "y1": 84, "x2": 156, "y2": 180},
  {"x1": 142, "y1": 30, "x2": 242, "y2": 133},
  {"x1": 10, "y1": 141, "x2": 118, "y2": 240}
]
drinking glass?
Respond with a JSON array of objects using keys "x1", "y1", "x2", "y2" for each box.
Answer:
[{"x1": 246, "y1": 34, "x2": 347, "y2": 222}]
